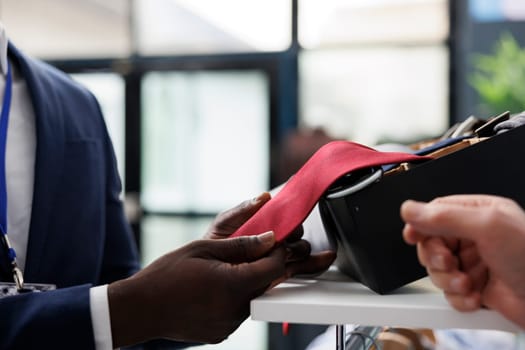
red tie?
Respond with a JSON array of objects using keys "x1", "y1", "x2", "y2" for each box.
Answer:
[{"x1": 231, "y1": 141, "x2": 430, "y2": 242}]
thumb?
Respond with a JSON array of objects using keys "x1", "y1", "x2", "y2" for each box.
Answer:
[
  {"x1": 400, "y1": 199, "x2": 488, "y2": 241},
  {"x1": 209, "y1": 231, "x2": 277, "y2": 263},
  {"x1": 225, "y1": 192, "x2": 271, "y2": 225},
  {"x1": 205, "y1": 192, "x2": 271, "y2": 239}
]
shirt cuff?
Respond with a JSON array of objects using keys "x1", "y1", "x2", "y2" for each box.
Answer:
[{"x1": 90, "y1": 285, "x2": 114, "y2": 350}]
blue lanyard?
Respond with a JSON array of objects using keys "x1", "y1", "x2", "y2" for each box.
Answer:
[
  {"x1": 0, "y1": 62, "x2": 12, "y2": 235},
  {"x1": 0, "y1": 63, "x2": 24, "y2": 289}
]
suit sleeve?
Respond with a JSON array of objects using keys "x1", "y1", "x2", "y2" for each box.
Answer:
[
  {"x1": 0, "y1": 100, "x2": 128, "y2": 349},
  {"x1": 0, "y1": 58, "x2": 189, "y2": 349},
  {"x1": 0, "y1": 284, "x2": 96, "y2": 349}
]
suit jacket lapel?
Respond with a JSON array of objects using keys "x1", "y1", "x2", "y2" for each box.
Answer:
[{"x1": 8, "y1": 43, "x2": 65, "y2": 281}]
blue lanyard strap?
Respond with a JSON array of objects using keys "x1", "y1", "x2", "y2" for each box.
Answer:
[
  {"x1": 0, "y1": 63, "x2": 24, "y2": 289},
  {"x1": 0, "y1": 62, "x2": 12, "y2": 234}
]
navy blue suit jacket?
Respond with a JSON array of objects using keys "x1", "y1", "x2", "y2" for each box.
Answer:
[{"x1": 0, "y1": 44, "x2": 141, "y2": 349}]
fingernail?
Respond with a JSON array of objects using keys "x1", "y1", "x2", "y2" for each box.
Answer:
[
  {"x1": 401, "y1": 200, "x2": 426, "y2": 221},
  {"x1": 450, "y1": 276, "x2": 463, "y2": 292},
  {"x1": 464, "y1": 296, "x2": 478, "y2": 309},
  {"x1": 252, "y1": 192, "x2": 270, "y2": 204},
  {"x1": 431, "y1": 255, "x2": 445, "y2": 270},
  {"x1": 257, "y1": 230, "x2": 275, "y2": 244}
]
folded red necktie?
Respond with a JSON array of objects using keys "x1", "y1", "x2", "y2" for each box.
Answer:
[{"x1": 231, "y1": 141, "x2": 430, "y2": 242}]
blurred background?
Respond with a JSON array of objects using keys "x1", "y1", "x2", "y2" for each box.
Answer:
[{"x1": 2, "y1": 0, "x2": 525, "y2": 349}]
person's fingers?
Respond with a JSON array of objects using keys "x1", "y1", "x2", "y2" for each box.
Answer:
[
  {"x1": 444, "y1": 290, "x2": 482, "y2": 312},
  {"x1": 284, "y1": 239, "x2": 311, "y2": 262},
  {"x1": 268, "y1": 275, "x2": 288, "y2": 290},
  {"x1": 429, "y1": 194, "x2": 511, "y2": 208},
  {"x1": 229, "y1": 246, "x2": 336, "y2": 297},
  {"x1": 400, "y1": 198, "x2": 493, "y2": 240},
  {"x1": 426, "y1": 269, "x2": 472, "y2": 294},
  {"x1": 402, "y1": 195, "x2": 522, "y2": 234},
  {"x1": 456, "y1": 241, "x2": 480, "y2": 271},
  {"x1": 285, "y1": 250, "x2": 336, "y2": 277},
  {"x1": 203, "y1": 231, "x2": 276, "y2": 263},
  {"x1": 416, "y1": 236, "x2": 488, "y2": 292},
  {"x1": 416, "y1": 238, "x2": 458, "y2": 271},
  {"x1": 402, "y1": 224, "x2": 425, "y2": 245},
  {"x1": 461, "y1": 257, "x2": 489, "y2": 292},
  {"x1": 404, "y1": 223, "x2": 460, "y2": 252},
  {"x1": 205, "y1": 192, "x2": 271, "y2": 239},
  {"x1": 285, "y1": 225, "x2": 304, "y2": 243},
  {"x1": 232, "y1": 245, "x2": 288, "y2": 297}
]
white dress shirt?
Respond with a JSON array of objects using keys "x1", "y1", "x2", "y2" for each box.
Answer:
[{"x1": 0, "y1": 24, "x2": 114, "y2": 350}]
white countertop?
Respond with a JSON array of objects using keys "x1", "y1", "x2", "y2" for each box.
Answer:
[{"x1": 251, "y1": 269, "x2": 520, "y2": 332}]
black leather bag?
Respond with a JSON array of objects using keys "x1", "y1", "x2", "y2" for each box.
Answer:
[{"x1": 319, "y1": 122, "x2": 525, "y2": 294}]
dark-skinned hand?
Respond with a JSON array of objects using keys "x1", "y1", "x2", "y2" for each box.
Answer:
[
  {"x1": 108, "y1": 232, "x2": 287, "y2": 348},
  {"x1": 204, "y1": 192, "x2": 336, "y2": 283}
]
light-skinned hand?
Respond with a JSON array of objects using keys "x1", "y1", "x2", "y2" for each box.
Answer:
[{"x1": 401, "y1": 194, "x2": 525, "y2": 329}]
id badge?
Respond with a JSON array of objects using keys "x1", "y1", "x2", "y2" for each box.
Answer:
[{"x1": 0, "y1": 282, "x2": 56, "y2": 298}]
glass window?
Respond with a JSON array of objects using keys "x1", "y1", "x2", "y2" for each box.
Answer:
[
  {"x1": 134, "y1": 0, "x2": 292, "y2": 55},
  {"x1": 71, "y1": 73, "x2": 126, "y2": 184},
  {"x1": 470, "y1": 0, "x2": 525, "y2": 22},
  {"x1": 141, "y1": 70, "x2": 270, "y2": 213},
  {"x1": 299, "y1": 0, "x2": 449, "y2": 146},
  {"x1": 299, "y1": 47, "x2": 449, "y2": 145},
  {"x1": 142, "y1": 216, "x2": 212, "y2": 265},
  {"x1": 1, "y1": 0, "x2": 131, "y2": 59},
  {"x1": 299, "y1": 0, "x2": 449, "y2": 49}
]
